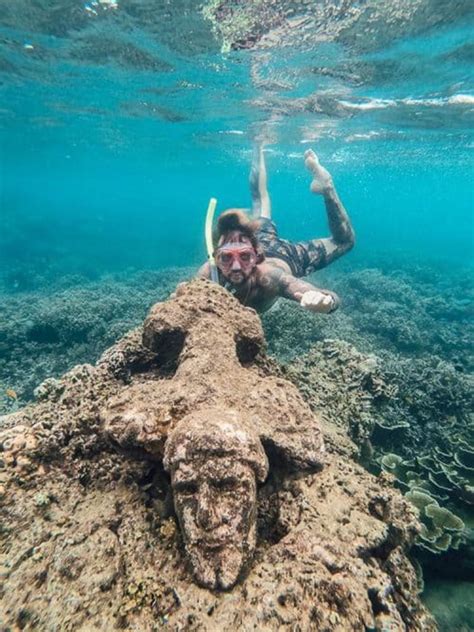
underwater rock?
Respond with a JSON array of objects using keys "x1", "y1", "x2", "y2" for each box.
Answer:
[{"x1": 0, "y1": 281, "x2": 435, "y2": 630}]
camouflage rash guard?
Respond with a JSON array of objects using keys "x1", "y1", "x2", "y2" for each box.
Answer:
[{"x1": 256, "y1": 219, "x2": 327, "y2": 278}]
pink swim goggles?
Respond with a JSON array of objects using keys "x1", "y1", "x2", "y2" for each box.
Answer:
[{"x1": 215, "y1": 243, "x2": 257, "y2": 274}]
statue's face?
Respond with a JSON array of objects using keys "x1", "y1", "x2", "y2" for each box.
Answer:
[{"x1": 171, "y1": 455, "x2": 257, "y2": 590}]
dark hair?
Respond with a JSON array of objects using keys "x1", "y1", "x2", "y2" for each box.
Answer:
[{"x1": 215, "y1": 209, "x2": 264, "y2": 262}]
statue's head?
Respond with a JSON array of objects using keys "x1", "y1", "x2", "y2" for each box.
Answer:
[{"x1": 163, "y1": 410, "x2": 268, "y2": 590}]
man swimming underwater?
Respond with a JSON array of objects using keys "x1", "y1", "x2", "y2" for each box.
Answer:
[{"x1": 198, "y1": 148, "x2": 355, "y2": 314}]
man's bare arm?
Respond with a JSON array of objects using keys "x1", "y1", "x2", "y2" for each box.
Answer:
[
  {"x1": 304, "y1": 149, "x2": 355, "y2": 265},
  {"x1": 269, "y1": 268, "x2": 340, "y2": 313}
]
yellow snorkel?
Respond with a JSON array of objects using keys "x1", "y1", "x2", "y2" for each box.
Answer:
[{"x1": 205, "y1": 197, "x2": 219, "y2": 283}]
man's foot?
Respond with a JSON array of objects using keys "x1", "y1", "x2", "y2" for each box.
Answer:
[{"x1": 304, "y1": 149, "x2": 333, "y2": 195}]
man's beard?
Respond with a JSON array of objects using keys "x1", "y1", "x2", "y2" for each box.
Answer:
[{"x1": 228, "y1": 271, "x2": 247, "y2": 285}]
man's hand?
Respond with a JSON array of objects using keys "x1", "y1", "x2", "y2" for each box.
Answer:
[
  {"x1": 276, "y1": 270, "x2": 339, "y2": 313},
  {"x1": 299, "y1": 290, "x2": 335, "y2": 313},
  {"x1": 304, "y1": 149, "x2": 333, "y2": 195}
]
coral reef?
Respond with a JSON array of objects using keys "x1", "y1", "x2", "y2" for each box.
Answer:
[
  {"x1": 285, "y1": 339, "x2": 395, "y2": 446},
  {"x1": 373, "y1": 354, "x2": 474, "y2": 518},
  {"x1": 405, "y1": 490, "x2": 464, "y2": 552},
  {"x1": 0, "y1": 281, "x2": 435, "y2": 630},
  {"x1": 1, "y1": 263, "x2": 472, "y2": 575},
  {"x1": 287, "y1": 338, "x2": 472, "y2": 558},
  {"x1": 263, "y1": 266, "x2": 473, "y2": 369},
  {"x1": 264, "y1": 266, "x2": 473, "y2": 563},
  {"x1": 0, "y1": 269, "x2": 190, "y2": 414}
]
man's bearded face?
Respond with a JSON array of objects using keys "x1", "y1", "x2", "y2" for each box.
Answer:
[
  {"x1": 171, "y1": 455, "x2": 258, "y2": 590},
  {"x1": 215, "y1": 235, "x2": 257, "y2": 285}
]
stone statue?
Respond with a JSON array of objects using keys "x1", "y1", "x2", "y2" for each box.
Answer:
[
  {"x1": 164, "y1": 410, "x2": 268, "y2": 590},
  {"x1": 0, "y1": 281, "x2": 437, "y2": 630},
  {"x1": 102, "y1": 279, "x2": 325, "y2": 471}
]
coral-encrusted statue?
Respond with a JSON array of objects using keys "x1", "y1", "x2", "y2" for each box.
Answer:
[
  {"x1": 101, "y1": 279, "x2": 325, "y2": 591},
  {"x1": 164, "y1": 410, "x2": 268, "y2": 590}
]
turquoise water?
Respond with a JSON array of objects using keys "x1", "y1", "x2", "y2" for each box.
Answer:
[
  {"x1": 1, "y1": 2, "x2": 473, "y2": 628},
  {"x1": 1, "y1": 1, "x2": 473, "y2": 282}
]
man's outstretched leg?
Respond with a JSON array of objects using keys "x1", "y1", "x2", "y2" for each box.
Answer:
[
  {"x1": 304, "y1": 149, "x2": 334, "y2": 195},
  {"x1": 249, "y1": 145, "x2": 271, "y2": 219},
  {"x1": 303, "y1": 149, "x2": 355, "y2": 266}
]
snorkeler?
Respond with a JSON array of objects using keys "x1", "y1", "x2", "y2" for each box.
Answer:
[{"x1": 198, "y1": 147, "x2": 355, "y2": 314}]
